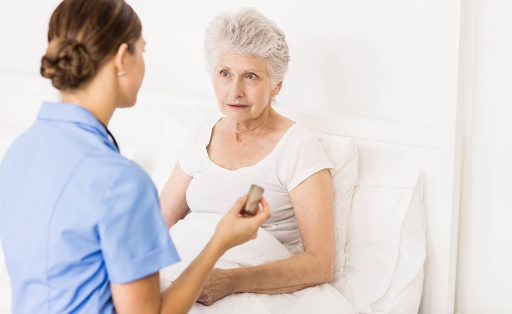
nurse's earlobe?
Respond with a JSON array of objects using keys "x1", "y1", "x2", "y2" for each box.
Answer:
[{"x1": 114, "y1": 43, "x2": 129, "y2": 77}]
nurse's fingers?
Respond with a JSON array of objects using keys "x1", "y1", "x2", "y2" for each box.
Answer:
[
  {"x1": 254, "y1": 197, "x2": 270, "y2": 223},
  {"x1": 228, "y1": 195, "x2": 270, "y2": 223},
  {"x1": 227, "y1": 196, "x2": 247, "y2": 216}
]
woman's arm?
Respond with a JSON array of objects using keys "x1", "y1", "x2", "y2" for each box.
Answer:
[
  {"x1": 111, "y1": 197, "x2": 271, "y2": 314},
  {"x1": 111, "y1": 237, "x2": 227, "y2": 314},
  {"x1": 160, "y1": 162, "x2": 192, "y2": 228},
  {"x1": 197, "y1": 169, "x2": 336, "y2": 305}
]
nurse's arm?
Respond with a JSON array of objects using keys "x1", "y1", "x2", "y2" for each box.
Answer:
[
  {"x1": 110, "y1": 238, "x2": 225, "y2": 314},
  {"x1": 159, "y1": 162, "x2": 192, "y2": 228},
  {"x1": 111, "y1": 196, "x2": 271, "y2": 314}
]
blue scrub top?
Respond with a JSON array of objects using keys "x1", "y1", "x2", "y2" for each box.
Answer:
[{"x1": 0, "y1": 102, "x2": 180, "y2": 313}]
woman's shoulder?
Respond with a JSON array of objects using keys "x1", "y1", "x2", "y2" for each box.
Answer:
[
  {"x1": 273, "y1": 111, "x2": 315, "y2": 138},
  {"x1": 288, "y1": 122, "x2": 314, "y2": 137},
  {"x1": 280, "y1": 122, "x2": 318, "y2": 147},
  {"x1": 196, "y1": 115, "x2": 223, "y2": 143}
]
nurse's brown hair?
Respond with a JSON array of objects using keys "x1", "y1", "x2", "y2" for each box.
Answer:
[{"x1": 40, "y1": 0, "x2": 142, "y2": 91}]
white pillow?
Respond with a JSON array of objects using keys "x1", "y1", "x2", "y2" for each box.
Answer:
[
  {"x1": 342, "y1": 172, "x2": 426, "y2": 314},
  {"x1": 109, "y1": 102, "x2": 217, "y2": 192},
  {"x1": 316, "y1": 135, "x2": 358, "y2": 288},
  {"x1": 168, "y1": 212, "x2": 292, "y2": 267},
  {"x1": 153, "y1": 104, "x2": 218, "y2": 192},
  {"x1": 160, "y1": 212, "x2": 292, "y2": 290}
]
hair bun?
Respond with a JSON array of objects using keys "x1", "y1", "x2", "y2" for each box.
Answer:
[{"x1": 40, "y1": 38, "x2": 97, "y2": 90}]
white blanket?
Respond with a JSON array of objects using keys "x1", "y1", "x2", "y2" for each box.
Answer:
[{"x1": 160, "y1": 213, "x2": 356, "y2": 314}]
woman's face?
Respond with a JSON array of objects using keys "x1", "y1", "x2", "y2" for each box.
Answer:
[
  {"x1": 118, "y1": 36, "x2": 145, "y2": 108},
  {"x1": 212, "y1": 51, "x2": 280, "y2": 122}
]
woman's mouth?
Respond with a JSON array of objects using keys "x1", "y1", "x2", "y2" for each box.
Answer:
[{"x1": 227, "y1": 104, "x2": 249, "y2": 109}]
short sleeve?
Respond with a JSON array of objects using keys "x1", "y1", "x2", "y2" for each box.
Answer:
[
  {"x1": 283, "y1": 134, "x2": 334, "y2": 192},
  {"x1": 178, "y1": 144, "x2": 195, "y2": 176},
  {"x1": 99, "y1": 162, "x2": 180, "y2": 284},
  {"x1": 178, "y1": 124, "x2": 204, "y2": 176}
]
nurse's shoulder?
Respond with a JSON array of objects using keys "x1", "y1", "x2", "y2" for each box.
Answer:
[{"x1": 79, "y1": 148, "x2": 156, "y2": 197}]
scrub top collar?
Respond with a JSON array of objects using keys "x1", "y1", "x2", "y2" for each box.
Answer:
[{"x1": 37, "y1": 101, "x2": 120, "y2": 152}]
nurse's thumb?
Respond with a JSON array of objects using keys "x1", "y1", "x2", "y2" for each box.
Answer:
[{"x1": 228, "y1": 196, "x2": 247, "y2": 216}]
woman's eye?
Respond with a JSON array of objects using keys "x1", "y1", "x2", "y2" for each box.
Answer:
[
  {"x1": 245, "y1": 73, "x2": 257, "y2": 80},
  {"x1": 220, "y1": 70, "x2": 230, "y2": 78}
]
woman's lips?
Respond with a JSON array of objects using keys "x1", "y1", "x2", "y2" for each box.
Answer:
[{"x1": 227, "y1": 104, "x2": 249, "y2": 109}]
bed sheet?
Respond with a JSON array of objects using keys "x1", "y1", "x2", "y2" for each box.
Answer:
[{"x1": 160, "y1": 212, "x2": 357, "y2": 314}]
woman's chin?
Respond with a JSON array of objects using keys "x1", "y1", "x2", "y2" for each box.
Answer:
[{"x1": 222, "y1": 108, "x2": 250, "y2": 119}]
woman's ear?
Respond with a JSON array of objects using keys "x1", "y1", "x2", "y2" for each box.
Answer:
[
  {"x1": 114, "y1": 43, "x2": 129, "y2": 76},
  {"x1": 272, "y1": 81, "x2": 283, "y2": 97}
]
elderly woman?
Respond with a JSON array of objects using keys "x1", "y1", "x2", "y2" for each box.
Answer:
[{"x1": 160, "y1": 8, "x2": 336, "y2": 305}]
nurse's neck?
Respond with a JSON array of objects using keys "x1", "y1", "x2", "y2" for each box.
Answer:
[
  {"x1": 61, "y1": 92, "x2": 115, "y2": 126},
  {"x1": 60, "y1": 67, "x2": 118, "y2": 126}
]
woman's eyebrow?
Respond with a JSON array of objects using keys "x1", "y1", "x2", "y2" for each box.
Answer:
[
  {"x1": 215, "y1": 65, "x2": 264, "y2": 74},
  {"x1": 243, "y1": 69, "x2": 262, "y2": 73}
]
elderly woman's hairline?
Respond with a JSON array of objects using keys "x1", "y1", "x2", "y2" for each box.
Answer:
[
  {"x1": 204, "y1": 8, "x2": 289, "y2": 87},
  {"x1": 208, "y1": 47, "x2": 283, "y2": 86}
]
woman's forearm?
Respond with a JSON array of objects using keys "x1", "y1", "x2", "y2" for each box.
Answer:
[
  {"x1": 160, "y1": 239, "x2": 225, "y2": 313},
  {"x1": 159, "y1": 163, "x2": 192, "y2": 228},
  {"x1": 228, "y1": 252, "x2": 334, "y2": 294},
  {"x1": 160, "y1": 197, "x2": 271, "y2": 311}
]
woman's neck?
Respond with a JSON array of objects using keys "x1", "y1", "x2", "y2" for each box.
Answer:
[
  {"x1": 61, "y1": 93, "x2": 114, "y2": 126},
  {"x1": 60, "y1": 72, "x2": 117, "y2": 126},
  {"x1": 219, "y1": 106, "x2": 275, "y2": 143},
  {"x1": 231, "y1": 105, "x2": 273, "y2": 134}
]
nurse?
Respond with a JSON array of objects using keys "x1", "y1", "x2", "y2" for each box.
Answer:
[{"x1": 0, "y1": 0, "x2": 269, "y2": 313}]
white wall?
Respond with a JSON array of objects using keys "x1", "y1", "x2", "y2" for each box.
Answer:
[
  {"x1": 131, "y1": 0, "x2": 461, "y2": 128},
  {"x1": 455, "y1": 0, "x2": 512, "y2": 313},
  {"x1": 0, "y1": 0, "x2": 458, "y2": 128}
]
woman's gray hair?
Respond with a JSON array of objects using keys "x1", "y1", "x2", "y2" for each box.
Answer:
[{"x1": 204, "y1": 8, "x2": 290, "y2": 86}]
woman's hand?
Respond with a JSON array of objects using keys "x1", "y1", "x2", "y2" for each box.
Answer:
[
  {"x1": 211, "y1": 196, "x2": 271, "y2": 253},
  {"x1": 196, "y1": 196, "x2": 269, "y2": 306},
  {"x1": 196, "y1": 268, "x2": 235, "y2": 305}
]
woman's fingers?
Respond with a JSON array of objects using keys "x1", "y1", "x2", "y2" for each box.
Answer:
[
  {"x1": 228, "y1": 196, "x2": 247, "y2": 216},
  {"x1": 254, "y1": 197, "x2": 271, "y2": 222},
  {"x1": 213, "y1": 194, "x2": 271, "y2": 251}
]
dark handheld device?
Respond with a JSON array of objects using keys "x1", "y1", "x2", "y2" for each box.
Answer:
[{"x1": 240, "y1": 184, "x2": 264, "y2": 216}]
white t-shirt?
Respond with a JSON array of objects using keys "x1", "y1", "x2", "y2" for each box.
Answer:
[{"x1": 179, "y1": 118, "x2": 333, "y2": 252}]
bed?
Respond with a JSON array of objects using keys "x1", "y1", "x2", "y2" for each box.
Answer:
[{"x1": 0, "y1": 73, "x2": 460, "y2": 313}]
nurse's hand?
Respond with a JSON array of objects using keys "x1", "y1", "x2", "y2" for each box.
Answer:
[{"x1": 211, "y1": 196, "x2": 270, "y2": 252}]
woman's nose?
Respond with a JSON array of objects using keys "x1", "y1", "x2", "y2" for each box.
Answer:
[{"x1": 231, "y1": 78, "x2": 245, "y2": 99}]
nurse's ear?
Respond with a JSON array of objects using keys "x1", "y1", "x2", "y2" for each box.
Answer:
[{"x1": 114, "y1": 43, "x2": 130, "y2": 76}]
